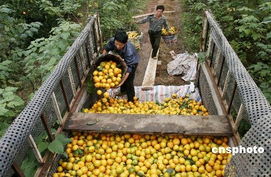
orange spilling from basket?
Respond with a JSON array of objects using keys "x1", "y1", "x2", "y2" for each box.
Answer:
[
  {"x1": 92, "y1": 54, "x2": 127, "y2": 95},
  {"x1": 93, "y1": 61, "x2": 122, "y2": 90}
]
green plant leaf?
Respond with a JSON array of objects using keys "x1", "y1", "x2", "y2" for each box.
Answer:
[
  {"x1": 0, "y1": 122, "x2": 10, "y2": 137},
  {"x1": 197, "y1": 52, "x2": 206, "y2": 63},
  {"x1": 38, "y1": 141, "x2": 49, "y2": 153},
  {"x1": 48, "y1": 139, "x2": 64, "y2": 154},
  {"x1": 47, "y1": 133, "x2": 71, "y2": 154},
  {"x1": 61, "y1": 33, "x2": 70, "y2": 40},
  {"x1": 56, "y1": 133, "x2": 72, "y2": 144},
  {"x1": 21, "y1": 152, "x2": 38, "y2": 177}
]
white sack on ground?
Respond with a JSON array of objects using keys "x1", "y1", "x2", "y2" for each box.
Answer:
[{"x1": 167, "y1": 52, "x2": 197, "y2": 81}]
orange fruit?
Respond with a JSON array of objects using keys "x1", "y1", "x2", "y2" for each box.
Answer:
[
  {"x1": 181, "y1": 138, "x2": 188, "y2": 145},
  {"x1": 103, "y1": 92, "x2": 110, "y2": 98},
  {"x1": 97, "y1": 90, "x2": 103, "y2": 95},
  {"x1": 173, "y1": 138, "x2": 180, "y2": 145}
]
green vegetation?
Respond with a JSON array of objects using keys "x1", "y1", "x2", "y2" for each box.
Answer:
[
  {"x1": 180, "y1": 0, "x2": 271, "y2": 102},
  {"x1": 21, "y1": 132, "x2": 70, "y2": 176},
  {"x1": 180, "y1": 0, "x2": 270, "y2": 138},
  {"x1": 23, "y1": 21, "x2": 81, "y2": 89},
  {"x1": 0, "y1": 0, "x2": 147, "y2": 176},
  {"x1": 0, "y1": 0, "x2": 147, "y2": 137},
  {"x1": 1, "y1": 0, "x2": 269, "y2": 175},
  {"x1": 0, "y1": 87, "x2": 24, "y2": 136},
  {"x1": 96, "y1": 0, "x2": 144, "y2": 39},
  {"x1": 0, "y1": 1, "x2": 81, "y2": 136}
]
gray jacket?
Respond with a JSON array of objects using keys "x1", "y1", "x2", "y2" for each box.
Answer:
[{"x1": 138, "y1": 14, "x2": 168, "y2": 32}]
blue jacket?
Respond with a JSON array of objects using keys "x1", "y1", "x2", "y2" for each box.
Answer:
[{"x1": 104, "y1": 37, "x2": 139, "y2": 73}]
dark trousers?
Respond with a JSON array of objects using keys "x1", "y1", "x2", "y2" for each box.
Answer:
[
  {"x1": 148, "y1": 30, "x2": 161, "y2": 57},
  {"x1": 121, "y1": 64, "x2": 138, "y2": 102}
]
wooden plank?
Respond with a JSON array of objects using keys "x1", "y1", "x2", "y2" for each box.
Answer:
[
  {"x1": 216, "y1": 55, "x2": 225, "y2": 86},
  {"x1": 64, "y1": 113, "x2": 232, "y2": 136},
  {"x1": 12, "y1": 162, "x2": 25, "y2": 177},
  {"x1": 35, "y1": 153, "x2": 55, "y2": 177},
  {"x1": 79, "y1": 47, "x2": 88, "y2": 75},
  {"x1": 28, "y1": 135, "x2": 44, "y2": 164},
  {"x1": 201, "y1": 63, "x2": 225, "y2": 115},
  {"x1": 213, "y1": 48, "x2": 222, "y2": 76},
  {"x1": 200, "y1": 16, "x2": 209, "y2": 52},
  {"x1": 141, "y1": 49, "x2": 159, "y2": 90},
  {"x1": 94, "y1": 18, "x2": 101, "y2": 52},
  {"x1": 206, "y1": 37, "x2": 213, "y2": 59},
  {"x1": 67, "y1": 66, "x2": 76, "y2": 95},
  {"x1": 227, "y1": 82, "x2": 237, "y2": 114},
  {"x1": 233, "y1": 104, "x2": 244, "y2": 132},
  {"x1": 97, "y1": 15, "x2": 103, "y2": 49},
  {"x1": 60, "y1": 79, "x2": 71, "y2": 112},
  {"x1": 202, "y1": 59, "x2": 239, "y2": 145},
  {"x1": 73, "y1": 86, "x2": 89, "y2": 113},
  {"x1": 133, "y1": 11, "x2": 175, "y2": 19},
  {"x1": 222, "y1": 71, "x2": 230, "y2": 98},
  {"x1": 40, "y1": 113, "x2": 54, "y2": 142},
  {"x1": 51, "y1": 92, "x2": 63, "y2": 124}
]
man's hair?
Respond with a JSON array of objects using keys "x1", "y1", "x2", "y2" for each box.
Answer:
[
  {"x1": 156, "y1": 5, "x2": 165, "y2": 11},
  {"x1": 114, "y1": 29, "x2": 128, "y2": 44}
]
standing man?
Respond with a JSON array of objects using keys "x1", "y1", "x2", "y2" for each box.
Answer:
[
  {"x1": 137, "y1": 5, "x2": 169, "y2": 59},
  {"x1": 102, "y1": 30, "x2": 139, "y2": 102}
]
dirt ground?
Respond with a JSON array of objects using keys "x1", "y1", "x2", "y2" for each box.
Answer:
[{"x1": 134, "y1": 0, "x2": 185, "y2": 86}]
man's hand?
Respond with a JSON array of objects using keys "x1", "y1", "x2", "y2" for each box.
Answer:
[
  {"x1": 115, "y1": 72, "x2": 129, "y2": 88},
  {"x1": 102, "y1": 49, "x2": 107, "y2": 55}
]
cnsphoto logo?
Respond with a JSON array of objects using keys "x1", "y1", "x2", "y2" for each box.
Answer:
[{"x1": 212, "y1": 146, "x2": 264, "y2": 155}]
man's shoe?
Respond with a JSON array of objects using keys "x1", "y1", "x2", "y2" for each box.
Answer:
[{"x1": 152, "y1": 56, "x2": 158, "y2": 60}]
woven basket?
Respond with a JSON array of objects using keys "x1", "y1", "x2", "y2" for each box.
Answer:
[
  {"x1": 162, "y1": 34, "x2": 177, "y2": 44},
  {"x1": 128, "y1": 31, "x2": 143, "y2": 50},
  {"x1": 94, "y1": 54, "x2": 128, "y2": 86}
]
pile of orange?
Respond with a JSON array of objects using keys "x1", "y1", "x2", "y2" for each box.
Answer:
[
  {"x1": 83, "y1": 94, "x2": 209, "y2": 116},
  {"x1": 53, "y1": 132, "x2": 231, "y2": 177},
  {"x1": 93, "y1": 61, "x2": 122, "y2": 90}
]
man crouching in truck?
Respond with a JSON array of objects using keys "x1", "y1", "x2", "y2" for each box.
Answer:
[{"x1": 102, "y1": 29, "x2": 139, "y2": 102}]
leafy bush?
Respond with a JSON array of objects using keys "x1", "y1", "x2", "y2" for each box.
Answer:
[
  {"x1": 181, "y1": 0, "x2": 271, "y2": 102},
  {"x1": 39, "y1": 0, "x2": 84, "y2": 18},
  {"x1": 95, "y1": 0, "x2": 147, "y2": 39},
  {"x1": 21, "y1": 133, "x2": 71, "y2": 176},
  {"x1": 23, "y1": 21, "x2": 81, "y2": 90},
  {"x1": 249, "y1": 62, "x2": 271, "y2": 101},
  {"x1": 0, "y1": 60, "x2": 12, "y2": 86},
  {"x1": 0, "y1": 1, "x2": 148, "y2": 175},
  {"x1": 0, "y1": 87, "x2": 24, "y2": 121},
  {"x1": 0, "y1": 5, "x2": 42, "y2": 61},
  {"x1": 0, "y1": 87, "x2": 24, "y2": 136},
  {"x1": 0, "y1": 1, "x2": 85, "y2": 140}
]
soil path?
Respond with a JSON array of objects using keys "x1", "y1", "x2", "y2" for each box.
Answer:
[{"x1": 134, "y1": 0, "x2": 185, "y2": 86}]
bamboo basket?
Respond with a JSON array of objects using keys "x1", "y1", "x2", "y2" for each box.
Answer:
[{"x1": 93, "y1": 54, "x2": 128, "y2": 88}]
